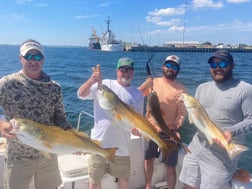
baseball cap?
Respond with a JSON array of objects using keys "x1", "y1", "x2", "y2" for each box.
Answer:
[
  {"x1": 20, "y1": 39, "x2": 44, "y2": 56},
  {"x1": 208, "y1": 49, "x2": 233, "y2": 63},
  {"x1": 117, "y1": 57, "x2": 134, "y2": 69},
  {"x1": 164, "y1": 55, "x2": 180, "y2": 66}
]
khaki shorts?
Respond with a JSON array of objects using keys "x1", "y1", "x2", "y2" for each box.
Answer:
[
  {"x1": 88, "y1": 154, "x2": 130, "y2": 184},
  {"x1": 4, "y1": 155, "x2": 62, "y2": 189}
]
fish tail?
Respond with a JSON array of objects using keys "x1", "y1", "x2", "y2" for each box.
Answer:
[
  {"x1": 159, "y1": 146, "x2": 170, "y2": 161},
  {"x1": 105, "y1": 147, "x2": 118, "y2": 162},
  {"x1": 227, "y1": 143, "x2": 248, "y2": 160}
]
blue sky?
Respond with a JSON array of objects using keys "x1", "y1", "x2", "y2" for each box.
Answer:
[{"x1": 0, "y1": 0, "x2": 251, "y2": 46}]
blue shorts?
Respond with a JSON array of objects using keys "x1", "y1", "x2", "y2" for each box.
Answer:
[{"x1": 144, "y1": 139, "x2": 178, "y2": 167}]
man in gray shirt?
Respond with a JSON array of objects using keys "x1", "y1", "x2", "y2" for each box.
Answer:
[{"x1": 179, "y1": 50, "x2": 252, "y2": 189}]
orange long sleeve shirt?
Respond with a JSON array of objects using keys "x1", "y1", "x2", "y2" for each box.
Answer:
[{"x1": 145, "y1": 77, "x2": 187, "y2": 132}]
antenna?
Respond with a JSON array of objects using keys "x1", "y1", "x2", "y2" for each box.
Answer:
[{"x1": 182, "y1": 1, "x2": 188, "y2": 47}]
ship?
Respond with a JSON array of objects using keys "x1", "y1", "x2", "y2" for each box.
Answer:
[
  {"x1": 100, "y1": 17, "x2": 124, "y2": 51},
  {"x1": 88, "y1": 28, "x2": 101, "y2": 50}
]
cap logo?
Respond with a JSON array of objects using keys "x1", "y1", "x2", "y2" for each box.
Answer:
[{"x1": 170, "y1": 55, "x2": 177, "y2": 61}]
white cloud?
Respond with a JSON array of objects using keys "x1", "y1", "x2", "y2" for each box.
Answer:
[
  {"x1": 168, "y1": 26, "x2": 185, "y2": 32},
  {"x1": 15, "y1": 0, "x2": 32, "y2": 4},
  {"x1": 74, "y1": 15, "x2": 98, "y2": 19},
  {"x1": 99, "y1": 2, "x2": 112, "y2": 7},
  {"x1": 191, "y1": 0, "x2": 223, "y2": 9},
  {"x1": 156, "y1": 19, "x2": 182, "y2": 27},
  {"x1": 148, "y1": 7, "x2": 186, "y2": 16},
  {"x1": 184, "y1": 20, "x2": 252, "y2": 33},
  {"x1": 227, "y1": 0, "x2": 250, "y2": 3},
  {"x1": 146, "y1": 16, "x2": 162, "y2": 23}
]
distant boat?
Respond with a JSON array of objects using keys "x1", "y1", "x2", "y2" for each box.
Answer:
[
  {"x1": 88, "y1": 28, "x2": 101, "y2": 50},
  {"x1": 100, "y1": 17, "x2": 124, "y2": 52}
]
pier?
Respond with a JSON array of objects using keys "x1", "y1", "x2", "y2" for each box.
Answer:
[{"x1": 125, "y1": 46, "x2": 252, "y2": 53}]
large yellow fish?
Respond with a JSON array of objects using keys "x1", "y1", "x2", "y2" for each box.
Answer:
[
  {"x1": 11, "y1": 118, "x2": 117, "y2": 161},
  {"x1": 180, "y1": 93, "x2": 248, "y2": 160},
  {"x1": 97, "y1": 84, "x2": 169, "y2": 159}
]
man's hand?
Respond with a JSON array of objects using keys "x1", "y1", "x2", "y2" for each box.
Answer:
[
  {"x1": 92, "y1": 64, "x2": 102, "y2": 89},
  {"x1": 131, "y1": 128, "x2": 142, "y2": 137},
  {"x1": 0, "y1": 120, "x2": 16, "y2": 139},
  {"x1": 138, "y1": 77, "x2": 153, "y2": 96},
  {"x1": 213, "y1": 130, "x2": 232, "y2": 148}
]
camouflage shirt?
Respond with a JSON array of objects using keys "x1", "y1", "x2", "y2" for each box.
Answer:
[{"x1": 0, "y1": 70, "x2": 71, "y2": 160}]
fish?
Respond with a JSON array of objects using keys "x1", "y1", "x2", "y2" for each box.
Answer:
[
  {"x1": 11, "y1": 118, "x2": 117, "y2": 161},
  {"x1": 180, "y1": 93, "x2": 248, "y2": 160},
  {"x1": 96, "y1": 84, "x2": 170, "y2": 159},
  {"x1": 146, "y1": 90, "x2": 190, "y2": 154}
]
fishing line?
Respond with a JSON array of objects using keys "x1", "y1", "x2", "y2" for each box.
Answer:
[{"x1": 137, "y1": 28, "x2": 154, "y2": 77}]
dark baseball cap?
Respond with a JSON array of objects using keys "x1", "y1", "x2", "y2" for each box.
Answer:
[{"x1": 208, "y1": 50, "x2": 234, "y2": 63}]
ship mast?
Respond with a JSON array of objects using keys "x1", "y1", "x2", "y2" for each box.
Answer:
[{"x1": 106, "y1": 17, "x2": 110, "y2": 32}]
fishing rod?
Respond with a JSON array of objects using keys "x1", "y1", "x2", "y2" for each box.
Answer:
[{"x1": 138, "y1": 29, "x2": 154, "y2": 77}]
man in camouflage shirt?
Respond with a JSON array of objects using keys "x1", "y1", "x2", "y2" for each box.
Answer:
[{"x1": 0, "y1": 39, "x2": 71, "y2": 189}]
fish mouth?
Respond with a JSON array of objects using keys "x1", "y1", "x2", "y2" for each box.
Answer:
[{"x1": 177, "y1": 93, "x2": 185, "y2": 102}]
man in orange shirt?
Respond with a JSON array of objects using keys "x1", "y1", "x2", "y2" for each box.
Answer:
[{"x1": 138, "y1": 55, "x2": 187, "y2": 189}]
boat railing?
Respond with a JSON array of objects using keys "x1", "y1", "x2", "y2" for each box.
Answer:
[{"x1": 76, "y1": 111, "x2": 94, "y2": 132}]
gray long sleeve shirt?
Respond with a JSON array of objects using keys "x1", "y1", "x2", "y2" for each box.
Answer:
[
  {"x1": 195, "y1": 78, "x2": 252, "y2": 144},
  {"x1": 186, "y1": 78, "x2": 252, "y2": 172}
]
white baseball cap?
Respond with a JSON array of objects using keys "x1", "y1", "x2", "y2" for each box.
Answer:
[
  {"x1": 20, "y1": 39, "x2": 44, "y2": 56},
  {"x1": 164, "y1": 55, "x2": 180, "y2": 66}
]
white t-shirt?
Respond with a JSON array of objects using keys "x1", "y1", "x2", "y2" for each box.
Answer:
[{"x1": 77, "y1": 79, "x2": 144, "y2": 156}]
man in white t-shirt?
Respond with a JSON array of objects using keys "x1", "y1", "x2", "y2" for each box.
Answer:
[{"x1": 77, "y1": 57, "x2": 144, "y2": 189}]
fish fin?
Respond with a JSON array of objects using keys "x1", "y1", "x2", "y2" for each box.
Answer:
[
  {"x1": 71, "y1": 129, "x2": 90, "y2": 140},
  {"x1": 92, "y1": 140, "x2": 102, "y2": 146},
  {"x1": 227, "y1": 143, "x2": 248, "y2": 160},
  {"x1": 40, "y1": 151, "x2": 51, "y2": 159},
  {"x1": 104, "y1": 147, "x2": 118, "y2": 162}
]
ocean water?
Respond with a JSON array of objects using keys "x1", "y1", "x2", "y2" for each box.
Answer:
[{"x1": 0, "y1": 45, "x2": 252, "y2": 172}]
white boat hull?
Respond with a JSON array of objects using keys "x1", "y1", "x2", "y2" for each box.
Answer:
[{"x1": 101, "y1": 43, "x2": 124, "y2": 51}]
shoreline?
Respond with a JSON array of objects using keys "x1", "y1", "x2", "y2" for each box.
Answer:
[{"x1": 125, "y1": 46, "x2": 252, "y2": 53}]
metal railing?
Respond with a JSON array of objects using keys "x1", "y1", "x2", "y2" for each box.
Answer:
[{"x1": 76, "y1": 111, "x2": 94, "y2": 132}]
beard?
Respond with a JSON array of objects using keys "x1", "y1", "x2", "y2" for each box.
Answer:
[
  {"x1": 162, "y1": 69, "x2": 178, "y2": 80},
  {"x1": 211, "y1": 69, "x2": 233, "y2": 82},
  {"x1": 119, "y1": 77, "x2": 132, "y2": 86}
]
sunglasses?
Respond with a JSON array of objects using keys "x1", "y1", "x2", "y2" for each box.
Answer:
[
  {"x1": 209, "y1": 61, "x2": 229, "y2": 69},
  {"x1": 23, "y1": 53, "x2": 44, "y2": 61},
  {"x1": 118, "y1": 67, "x2": 134, "y2": 73},
  {"x1": 164, "y1": 63, "x2": 179, "y2": 71}
]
